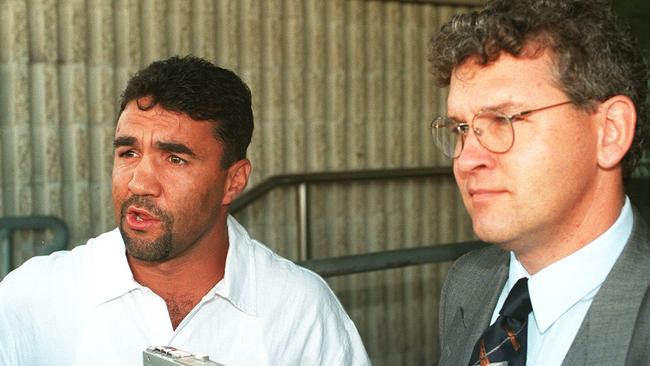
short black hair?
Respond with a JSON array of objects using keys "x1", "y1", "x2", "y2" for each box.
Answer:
[
  {"x1": 430, "y1": 0, "x2": 649, "y2": 178},
  {"x1": 118, "y1": 55, "x2": 254, "y2": 168}
]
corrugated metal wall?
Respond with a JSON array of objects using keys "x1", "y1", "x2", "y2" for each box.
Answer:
[{"x1": 0, "y1": 0, "x2": 479, "y2": 364}]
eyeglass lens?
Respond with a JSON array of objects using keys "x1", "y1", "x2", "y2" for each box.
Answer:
[
  {"x1": 431, "y1": 111, "x2": 515, "y2": 158},
  {"x1": 431, "y1": 120, "x2": 463, "y2": 158},
  {"x1": 472, "y1": 111, "x2": 515, "y2": 154}
]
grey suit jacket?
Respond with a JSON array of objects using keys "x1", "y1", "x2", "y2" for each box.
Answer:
[{"x1": 438, "y1": 210, "x2": 650, "y2": 366}]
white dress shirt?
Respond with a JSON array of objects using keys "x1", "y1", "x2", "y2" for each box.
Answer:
[
  {"x1": 0, "y1": 216, "x2": 371, "y2": 366},
  {"x1": 490, "y1": 197, "x2": 633, "y2": 366}
]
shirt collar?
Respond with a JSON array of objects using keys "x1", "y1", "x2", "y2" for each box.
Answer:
[
  {"x1": 89, "y1": 216, "x2": 258, "y2": 316},
  {"x1": 211, "y1": 215, "x2": 258, "y2": 316},
  {"x1": 89, "y1": 228, "x2": 142, "y2": 306},
  {"x1": 507, "y1": 196, "x2": 633, "y2": 332}
]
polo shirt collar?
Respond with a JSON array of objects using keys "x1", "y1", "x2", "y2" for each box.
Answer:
[
  {"x1": 89, "y1": 228, "x2": 142, "y2": 306},
  {"x1": 508, "y1": 196, "x2": 633, "y2": 333},
  {"x1": 211, "y1": 215, "x2": 258, "y2": 316},
  {"x1": 89, "y1": 216, "x2": 258, "y2": 316}
]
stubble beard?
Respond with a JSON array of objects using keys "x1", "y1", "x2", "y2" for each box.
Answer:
[{"x1": 119, "y1": 196, "x2": 175, "y2": 262}]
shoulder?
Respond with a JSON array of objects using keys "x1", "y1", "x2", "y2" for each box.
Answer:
[
  {"x1": 227, "y1": 217, "x2": 338, "y2": 307},
  {"x1": 227, "y1": 217, "x2": 370, "y2": 364},
  {"x1": 626, "y1": 283, "x2": 650, "y2": 364},
  {"x1": 629, "y1": 208, "x2": 650, "y2": 252},
  {"x1": 445, "y1": 244, "x2": 506, "y2": 287},
  {"x1": 0, "y1": 232, "x2": 98, "y2": 362},
  {"x1": 1, "y1": 246, "x2": 82, "y2": 298},
  {"x1": 0, "y1": 229, "x2": 130, "y2": 364},
  {"x1": 0, "y1": 229, "x2": 119, "y2": 306},
  {"x1": 249, "y1": 238, "x2": 341, "y2": 310},
  {"x1": 608, "y1": 210, "x2": 650, "y2": 285},
  {"x1": 439, "y1": 244, "x2": 506, "y2": 321},
  {"x1": 246, "y1": 240, "x2": 371, "y2": 364}
]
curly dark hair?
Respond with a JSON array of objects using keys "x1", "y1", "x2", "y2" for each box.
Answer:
[
  {"x1": 118, "y1": 55, "x2": 254, "y2": 168},
  {"x1": 430, "y1": 0, "x2": 648, "y2": 178}
]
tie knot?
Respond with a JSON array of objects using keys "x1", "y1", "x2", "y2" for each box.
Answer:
[{"x1": 499, "y1": 277, "x2": 532, "y2": 320}]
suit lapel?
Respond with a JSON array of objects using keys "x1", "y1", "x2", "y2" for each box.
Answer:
[
  {"x1": 447, "y1": 250, "x2": 509, "y2": 365},
  {"x1": 463, "y1": 257, "x2": 509, "y2": 338},
  {"x1": 562, "y1": 212, "x2": 650, "y2": 365}
]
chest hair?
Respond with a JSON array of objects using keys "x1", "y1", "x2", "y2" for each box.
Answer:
[{"x1": 164, "y1": 296, "x2": 199, "y2": 330}]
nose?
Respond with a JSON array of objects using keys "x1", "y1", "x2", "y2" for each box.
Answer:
[
  {"x1": 454, "y1": 127, "x2": 496, "y2": 174},
  {"x1": 127, "y1": 157, "x2": 162, "y2": 197}
]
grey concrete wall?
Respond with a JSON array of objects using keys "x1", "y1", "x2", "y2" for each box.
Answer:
[{"x1": 0, "y1": 1, "x2": 480, "y2": 364}]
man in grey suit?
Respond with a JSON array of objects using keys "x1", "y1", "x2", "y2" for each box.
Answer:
[{"x1": 428, "y1": 0, "x2": 650, "y2": 365}]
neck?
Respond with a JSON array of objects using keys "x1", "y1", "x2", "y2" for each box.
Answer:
[
  {"x1": 127, "y1": 245, "x2": 227, "y2": 297},
  {"x1": 126, "y1": 219, "x2": 230, "y2": 328},
  {"x1": 514, "y1": 175, "x2": 625, "y2": 274}
]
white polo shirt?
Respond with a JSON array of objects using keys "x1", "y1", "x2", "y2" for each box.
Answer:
[{"x1": 0, "y1": 216, "x2": 371, "y2": 366}]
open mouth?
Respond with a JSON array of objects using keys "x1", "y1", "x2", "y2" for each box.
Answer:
[{"x1": 125, "y1": 206, "x2": 161, "y2": 231}]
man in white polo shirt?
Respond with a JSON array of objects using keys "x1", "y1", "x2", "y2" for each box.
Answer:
[{"x1": 0, "y1": 56, "x2": 371, "y2": 366}]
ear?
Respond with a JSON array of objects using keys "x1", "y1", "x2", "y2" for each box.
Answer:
[
  {"x1": 596, "y1": 95, "x2": 636, "y2": 170},
  {"x1": 221, "y1": 159, "x2": 252, "y2": 206}
]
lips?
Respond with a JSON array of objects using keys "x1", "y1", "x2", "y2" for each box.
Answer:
[
  {"x1": 125, "y1": 206, "x2": 161, "y2": 231},
  {"x1": 467, "y1": 187, "x2": 508, "y2": 202}
]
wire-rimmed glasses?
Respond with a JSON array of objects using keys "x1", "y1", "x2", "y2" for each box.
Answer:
[{"x1": 430, "y1": 101, "x2": 574, "y2": 159}]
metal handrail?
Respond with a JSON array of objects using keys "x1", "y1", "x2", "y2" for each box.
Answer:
[
  {"x1": 0, "y1": 216, "x2": 69, "y2": 278},
  {"x1": 298, "y1": 241, "x2": 487, "y2": 277},
  {"x1": 230, "y1": 167, "x2": 453, "y2": 213},
  {"x1": 230, "y1": 167, "x2": 455, "y2": 261}
]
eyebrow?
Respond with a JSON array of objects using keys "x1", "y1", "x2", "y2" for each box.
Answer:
[
  {"x1": 155, "y1": 141, "x2": 198, "y2": 158},
  {"x1": 113, "y1": 136, "x2": 136, "y2": 148},
  {"x1": 480, "y1": 101, "x2": 525, "y2": 112},
  {"x1": 447, "y1": 101, "x2": 526, "y2": 121},
  {"x1": 113, "y1": 135, "x2": 198, "y2": 158}
]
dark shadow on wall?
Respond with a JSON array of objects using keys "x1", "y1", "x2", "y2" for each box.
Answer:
[
  {"x1": 614, "y1": 1, "x2": 650, "y2": 178},
  {"x1": 614, "y1": 0, "x2": 650, "y2": 61}
]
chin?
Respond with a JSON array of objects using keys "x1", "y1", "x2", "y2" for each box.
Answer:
[
  {"x1": 120, "y1": 227, "x2": 173, "y2": 262},
  {"x1": 472, "y1": 221, "x2": 518, "y2": 247}
]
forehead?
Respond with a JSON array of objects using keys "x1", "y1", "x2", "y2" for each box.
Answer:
[
  {"x1": 447, "y1": 51, "x2": 563, "y2": 115},
  {"x1": 115, "y1": 101, "x2": 216, "y2": 142}
]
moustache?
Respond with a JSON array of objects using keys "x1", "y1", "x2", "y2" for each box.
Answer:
[{"x1": 120, "y1": 196, "x2": 172, "y2": 223}]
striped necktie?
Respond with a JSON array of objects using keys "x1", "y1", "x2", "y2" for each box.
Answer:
[{"x1": 469, "y1": 277, "x2": 532, "y2": 366}]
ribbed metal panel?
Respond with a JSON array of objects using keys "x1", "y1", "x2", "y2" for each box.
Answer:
[{"x1": 0, "y1": 1, "x2": 478, "y2": 364}]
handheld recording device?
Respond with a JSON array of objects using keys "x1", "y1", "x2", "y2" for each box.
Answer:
[{"x1": 143, "y1": 346, "x2": 225, "y2": 366}]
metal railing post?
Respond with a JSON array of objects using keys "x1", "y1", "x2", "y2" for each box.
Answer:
[
  {"x1": 0, "y1": 226, "x2": 11, "y2": 279},
  {"x1": 297, "y1": 183, "x2": 310, "y2": 261}
]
